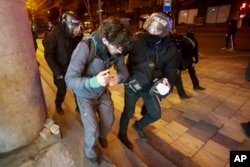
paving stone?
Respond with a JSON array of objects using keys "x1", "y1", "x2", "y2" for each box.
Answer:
[
  {"x1": 147, "y1": 119, "x2": 168, "y2": 133},
  {"x1": 211, "y1": 133, "x2": 239, "y2": 150},
  {"x1": 155, "y1": 127, "x2": 181, "y2": 144},
  {"x1": 28, "y1": 143, "x2": 76, "y2": 167},
  {"x1": 182, "y1": 109, "x2": 208, "y2": 123},
  {"x1": 173, "y1": 101, "x2": 195, "y2": 113},
  {"x1": 161, "y1": 99, "x2": 173, "y2": 108},
  {"x1": 235, "y1": 138, "x2": 250, "y2": 150},
  {"x1": 147, "y1": 131, "x2": 186, "y2": 166},
  {"x1": 161, "y1": 107, "x2": 183, "y2": 123},
  {"x1": 233, "y1": 87, "x2": 250, "y2": 98},
  {"x1": 219, "y1": 114, "x2": 247, "y2": 142},
  {"x1": 202, "y1": 140, "x2": 229, "y2": 162},
  {"x1": 0, "y1": 132, "x2": 61, "y2": 167},
  {"x1": 187, "y1": 120, "x2": 218, "y2": 142},
  {"x1": 202, "y1": 95, "x2": 223, "y2": 108},
  {"x1": 202, "y1": 112, "x2": 230, "y2": 128},
  {"x1": 191, "y1": 101, "x2": 214, "y2": 114},
  {"x1": 213, "y1": 87, "x2": 234, "y2": 99},
  {"x1": 175, "y1": 116, "x2": 197, "y2": 129},
  {"x1": 100, "y1": 133, "x2": 146, "y2": 167},
  {"x1": 165, "y1": 121, "x2": 189, "y2": 136},
  {"x1": 238, "y1": 100, "x2": 250, "y2": 119},
  {"x1": 171, "y1": 133, "x2": 204, "y2": 157},
  {"x1": 179, "y1": 157, "x2": 200, "y2": 167},
  {"x1": 219, "y1": 125, "x2": 245, "y2": 143},
  {"x1": 213, "y1": 102, "x2": 239, "y2": 118},
  {"x1": 192, "y1": 148, "x2": 227, "y2": 167}
]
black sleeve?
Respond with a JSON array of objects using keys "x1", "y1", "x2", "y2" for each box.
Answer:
[
  {"x1": 43, "y1": 33, "x2": 62, "y2": 78},
  {"x1": 193, "y1": 39, "x2": 199, "y2": 63},
  {"x1": 162, "y1": 42, "x2": 178, "y2": 88}
]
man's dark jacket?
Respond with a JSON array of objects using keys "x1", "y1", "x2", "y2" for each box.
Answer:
[
  {"x1": 126, "y1": 32, "x2": 178, "y2": 91},
  {"x1": 43, "y1": 24, "x2": 79, "y2": 78}
]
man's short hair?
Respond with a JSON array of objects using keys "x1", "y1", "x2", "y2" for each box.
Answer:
[{"x1": 98, "y1": 16, "x2": 132, "y2": 49}]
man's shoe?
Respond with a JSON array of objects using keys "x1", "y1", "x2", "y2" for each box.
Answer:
[
  {"x1": 241, "y1": 122, "x2": 250, "y2": 138},
  {"x1": 193, "y1": 86, "x2": 206, "y2": 91},
  {"x1": 99, "y1": 137, "x2": 108, "y2": 148},
  {"x1": 228, "y1": 48, "x2": 235, "y2": 51},
  {"x1": 221, "y1": 47, "x2": 227, "y2": 50},
  {"x1": 180, "y1": 94, "x2": 191, "y2": 99},
  {"x1": 132, "y1": 121, "x2": 147, "y2": 141},
  {"x1": 118, "y1": 134, "x2": 133, "y2": 150},
  {"x1": 86, "y1": 157, "x2": 99, "y2": 166},
  {"x1": 56, "y1": 106, "x2": 64, "y2": 114}
]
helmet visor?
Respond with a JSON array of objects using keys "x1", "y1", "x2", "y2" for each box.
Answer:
[
  {"x1": 146, "y1": 21, "x2": 164, "y2": 35},
  {"x1": 143, "y1": 13, "x2": 172, "y2": 37}
]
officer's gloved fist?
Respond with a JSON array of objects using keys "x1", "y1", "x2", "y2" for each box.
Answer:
[
  {"x1": 150, "y1": 78, "x2": 171, "y2": 98},
  {"x1": 96, "y1": 69, "x2": 110, "y2": 87},
  {"x1": 156, "y1": 83, "x2": 170, "y2": 96},
  {"x1": 194, "y1": 58, "x2": 199, "y2": 64}
]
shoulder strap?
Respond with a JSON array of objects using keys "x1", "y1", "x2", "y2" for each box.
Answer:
[
  {"x1": 81, "y1": 33, "x2": 97, "y2": 64},
  {"x1": 184, "y1": 36, "x2": 195, "y2": 48}
]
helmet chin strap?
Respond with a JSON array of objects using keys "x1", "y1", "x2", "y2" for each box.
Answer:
[{"x1": 145, "y1": 31, "x2": 161, "y2": 44}]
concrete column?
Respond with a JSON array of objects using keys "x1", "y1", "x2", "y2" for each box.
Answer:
[{"x1": 0, "y1": 0, "x2": 47, "y2": 153}]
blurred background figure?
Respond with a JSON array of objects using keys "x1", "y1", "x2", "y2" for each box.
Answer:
[
  {"x1": 240, "y1": 57, "x2": 250, "y2": 137},
  {"x1": 171, "y1": 32, "x2": 192, "y2": 99},
  {"x1": 246, "y1": 57, "x2": 250, "y2": 81},
  {"x1": 221, "y1": 11, "x2": 240, "y2": 51},
  {"x1": 31, "y1": 26, "x2": 38, "y2": 52},
  {"x1": 173, "y1": 27, "x2": 205, "y2": 100}
]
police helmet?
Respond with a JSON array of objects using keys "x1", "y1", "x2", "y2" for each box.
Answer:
[
  {"x1": 61, "y1": 11, "x2": 81, "y2": 37},
  {"x1": 143, "y1": 12, "x2": 173, "y2": 37},
  {"x1": 186, "y1": 27, "x2": 195, "y2": 39}
]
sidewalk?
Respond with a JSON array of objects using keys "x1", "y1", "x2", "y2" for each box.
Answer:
[
  {"x1": 37, "y1": 39, "x2": 250, "y2": 167},
  {"x1": 108, "y1": 53, "x2": 250, "y2": 166},
  {"x1": 174, "y1": 25, "x2": 250, "y2": 34}
]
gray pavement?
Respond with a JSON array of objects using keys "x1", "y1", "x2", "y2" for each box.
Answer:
[{"x1": 36, "y1": 28, "x2": 250, "y2": 167}]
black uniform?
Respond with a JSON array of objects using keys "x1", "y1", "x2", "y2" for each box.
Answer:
[
  {"x1": 225, "y1": 19, "x2": 238, "y2": 49},
  {"x1": 173, "y1": 31, "x2": 205, "y2": 99},
  {"x1": 43, "y1": 23, "x2": 80, "y2": 111},
  {"x1": 118, "y1": 32, "x2": 178, "y2": 145}
]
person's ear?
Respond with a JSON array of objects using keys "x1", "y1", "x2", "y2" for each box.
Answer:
[{"x1": 102, "y1": 37, "x2": 109, "y2": 45}]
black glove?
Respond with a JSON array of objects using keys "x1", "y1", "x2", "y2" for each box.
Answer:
[
  {"x1": 149, "y1": 78, "x2": 170, "y2": 98},
  {"x1": 194, "y1": 58, "x2": 199, "y2": 64}
]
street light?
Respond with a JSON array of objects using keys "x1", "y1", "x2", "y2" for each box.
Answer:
[{"x1": 97, "y1": 0, "x2": 103, "y2": 24}]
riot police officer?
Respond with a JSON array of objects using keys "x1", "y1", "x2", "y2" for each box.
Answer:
[
  {"x1": 43, "y1": 11, "x2": 82, "y2": 114},
  {"x1": 118, "y1": 12, "x2": 178, "y2": 149}
]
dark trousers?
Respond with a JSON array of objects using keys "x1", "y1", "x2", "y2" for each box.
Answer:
[
  {"x1": 54, "y1": 76, "x2": 78, "y2": 109},
  {"x1": 246, "y1": 57, "x2": 250, "y2": 81},
  {"x1": 53, "y1": 77, "x2": 67, "y2": 106},
  {"x1": 175, "y1": 65, "x2": 200, "y2": 96},
  {"x1": 119, "y1": 85, "x2": 161, "y2": 136},
  {"x1": 188, "y1": 65, "x2": 200, "y2": 88},
  {"x1": 225, "y1": 34, "x2": 236, "y2": 49},
  {"x1": 175, "y1": 70, "x2": 186, "y2": 96}
]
